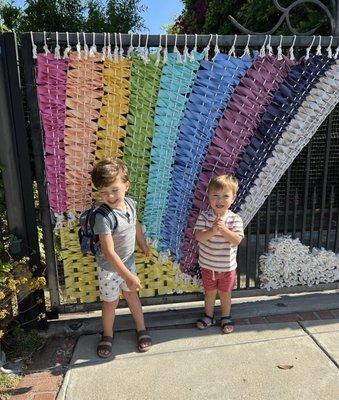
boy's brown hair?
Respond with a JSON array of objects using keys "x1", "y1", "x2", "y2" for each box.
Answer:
[
  {"x1": 207, "y1": 175, "x2": 239, "y2": 196},
  {"x1": 91, "y1": 158, "x2": 129, "y2": 189}
]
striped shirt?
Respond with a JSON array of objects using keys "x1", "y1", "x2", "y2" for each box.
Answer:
[{"x1": 194, "y1": 208, "x2": 244, "y2": 272}]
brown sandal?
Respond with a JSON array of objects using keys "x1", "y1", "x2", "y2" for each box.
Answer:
[
  {"x1": 97, "y1": 335, "x2": 113, "y2": 358},
  {"x1": 221, "y1": 316, "x2": 234, "y2": 334},
  {"x1": 136, "y1": 330, "x2": 152, "y2": 352}
]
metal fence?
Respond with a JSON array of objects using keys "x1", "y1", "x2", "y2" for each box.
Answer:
[
  {"x1": 1, "y1": 31, "x2": 338, "y2": 316},
  {"x1": 0, "y1": 32, "x2": 46, "y2": 325},
  {"x1": 237, "y1": 104, "x2": 339, "y2": 289}
]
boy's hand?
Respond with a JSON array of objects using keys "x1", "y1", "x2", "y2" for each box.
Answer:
[
  {"x1": 140, "y1": 243, "x2": 150, "y2": 257},
  {"x1": 126, "y1": 274, "x2": 142, "y2": 292},
  {"x1": 212, "y1": 216, "x2": 224, "y2": 233}
]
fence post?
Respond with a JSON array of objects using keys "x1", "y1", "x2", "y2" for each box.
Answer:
[{"x1": 0, "y1": 32, "x2": 47, "y2": 328}]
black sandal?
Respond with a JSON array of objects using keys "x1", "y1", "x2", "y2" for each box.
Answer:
[
  {"x1": 136, "y1": 330, "x2": 152, "y2": 352},
  {"x1": 196, "y1": 314, "x2": 216, "y2": 330},
  {"x1": 97, "y1": 335, "x2": 114, "y2": 358},
  {"x1": 221, "y1": 316, "x2": 234, "y2": 334}
]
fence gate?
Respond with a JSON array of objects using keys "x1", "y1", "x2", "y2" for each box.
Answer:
[{"x1": 3, "y1": 29, "x2": 336, "y2": 315}]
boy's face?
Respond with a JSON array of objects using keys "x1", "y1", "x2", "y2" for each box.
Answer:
[
  {"x1": 98, "y1": 175, "x2": 129, "y2": 208},
  {"x1": 208, "y1": 188, "x2": 236, "y2": 216}
]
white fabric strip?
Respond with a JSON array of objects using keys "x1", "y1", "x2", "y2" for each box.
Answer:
[{"x1": 239, "y1": 60, "x2": 339, "y2": 227}]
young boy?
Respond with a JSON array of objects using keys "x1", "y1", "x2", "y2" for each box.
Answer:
[
  {"x1": 194, "y1": 175, "x2": 244, "y2": 334},
  {"x1": 91, "y1": 158, "x2": 151, "y2": 357}
]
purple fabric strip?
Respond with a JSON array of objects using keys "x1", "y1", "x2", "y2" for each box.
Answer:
[
  {"x1": 181, "y1": 55, "x2": 298, "y2": 272},
  {"x1": 36, "y1": 53, "x2": 68, "y2": 215}
]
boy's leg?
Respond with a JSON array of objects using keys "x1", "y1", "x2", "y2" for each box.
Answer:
[
  {"x1": 123, "y1": 290, "x2": 152, "y2": 351},
  {"x1": 102, "y1": 299, "x2": 119, "y2": 338},
  {"x1": 219, "y1": 291, "x2": 234, "y2": 333},
  {"x1": 218, "y1": 291, "x2": 232, "y2": 317},
  {"x1": 205, "y1": 290, "x2": 218, "y2": 317},
  {"x1": 197, "y1": 290, "x2": 217, "y2": 329},
  {"x1": 197, "y1": 268, "x2": 217, "y2": 329},
  {"x1": 122, "y1": 290, "x2": 145, "y2": 332},
  {"x1": 218, "y1": 270, "x2": 237, "y2": 334},
  {"x1": 97, "y1": 267, "x2": 121, "y2": 357}
]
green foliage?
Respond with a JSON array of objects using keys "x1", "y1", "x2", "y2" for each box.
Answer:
[
  {"x1": 18, "y1": 0, "x2": 85, "y2": 32},
  {"x1": 0, "y1": 373, "x2": 21, "y2": 400},
  {"x1": 175, "y1": 0, "x2": 333, "y2": 35},
  {"x1": 0, "y1": 167, "x2": 46, "y2": 344},
  {"x1": 0, "y1": 0, "x2": 146, "y2": 32},
  {"x1": 0, "y1": 1, "x2": 23, "y2": 31},
  {"x1": 4, "y1": 327, "x2": 46, "y2": 360}
]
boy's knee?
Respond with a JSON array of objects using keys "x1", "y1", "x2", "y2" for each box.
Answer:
[
  {"x1": 102, "y1": 299, "x2": 118, "y2": 309},
  {"x1": 205, "y1": 289, "x2": 217, "y2": 296},
  {"x1": 122, "y1": 290, "x2": 141, "y2": 303}
]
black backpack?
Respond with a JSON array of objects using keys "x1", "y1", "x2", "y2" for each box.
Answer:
[{"x1": 78, "y1": 203, "x2": 117, "y2": 256}]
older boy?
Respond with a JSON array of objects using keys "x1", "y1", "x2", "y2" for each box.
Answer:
[
  {"x1": 91, "y1": 158, "x2": 151, "y2": 357},
  {"x1": 194, "y1": 175, "x2": 244, "y2": 334}
]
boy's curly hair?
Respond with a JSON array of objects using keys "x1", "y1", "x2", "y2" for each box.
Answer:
[
  {"x1": 91, "y1": 158, "x2": 129, "y2": 189},
  {"x1": 207, "y1": 175, "x2": 239, "y2": 196}
]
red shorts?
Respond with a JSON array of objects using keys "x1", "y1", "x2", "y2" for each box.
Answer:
[{"x1": 201, "y1": 268, "x2": 237, "y2": 293}]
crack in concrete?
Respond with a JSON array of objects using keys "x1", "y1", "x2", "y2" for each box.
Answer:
[{"x1": 298, "y1": 321, "x2": 339, "y2": 369}]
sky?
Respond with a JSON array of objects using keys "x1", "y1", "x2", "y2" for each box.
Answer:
[
  {"x1": 12, "y1": 0, "x2": 184, "y2": 33},
  {"x1": 142, "y1": 0, "x2": 183, "y2": 33}
]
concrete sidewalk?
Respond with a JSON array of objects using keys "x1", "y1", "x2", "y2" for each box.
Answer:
[{"x1": 58, "y1": 316, "x2": 339, "y2": 399}]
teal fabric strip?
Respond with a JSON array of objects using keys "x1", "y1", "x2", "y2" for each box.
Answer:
[{"x1": 143, "y1": 52, "x2": 204, "y2": 242}]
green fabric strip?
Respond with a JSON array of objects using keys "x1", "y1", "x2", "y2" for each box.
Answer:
[{"x1": 123, "y1": 54, "x2": 163, "y2": 218}]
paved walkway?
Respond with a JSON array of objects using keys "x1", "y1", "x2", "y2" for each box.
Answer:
[
  {"x1": 59, "y1": 321, "x2": 339, "y2": 400},
  {"x1": 8, "y1": 290, "x2": 339, "y2": 400}
]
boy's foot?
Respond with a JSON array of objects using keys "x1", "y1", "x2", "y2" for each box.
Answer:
[
  {"x1": 136, "y1": 330, "x2": 152, "y2": 352},
  {"x1": 97, "y1": 335, "x2": 114, "y2": 358},
  {"x1": 196, "y1": 314, "x2": 216, "y2": 330},
  {"x1": 221, "y1": 316, "x2": 234, "y2": 334}
]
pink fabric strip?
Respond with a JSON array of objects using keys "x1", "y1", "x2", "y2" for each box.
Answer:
[{"x1": 36, "y1": 53, "x2": 68, "y2": 214}]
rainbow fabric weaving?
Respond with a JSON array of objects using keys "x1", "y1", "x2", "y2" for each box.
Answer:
[{"x1": 32, "y1": 34, "x2": 339, "y2": 301}]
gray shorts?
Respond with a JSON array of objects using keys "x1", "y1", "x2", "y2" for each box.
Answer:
[{"x1": 97, "y1": 264, "x2": 137, "y2": 302}]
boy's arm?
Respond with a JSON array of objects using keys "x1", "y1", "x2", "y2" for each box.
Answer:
[
  {"x1": 195, "y1": 227, "x2": 217, "y2": 243},
  {"x1": 136, "y1": 220, "x2": 149, "y2": 256},
  {"x1": 194, "y1": 212, "x2": 216, "y2": 243},
  {"x1": 99, "y1": 234, "x2": 142, "y2": 291}
]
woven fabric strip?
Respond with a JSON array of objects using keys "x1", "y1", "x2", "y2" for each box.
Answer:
[
  {"x1": 65, "y1": 51, "x2": 103, "y2": 213},
  {"x1": 143, "y1": 52, "x2": 204, "y2": 242},
  {"x1": 161, "y1": 54, "x2": 253, "y2": 260},
  {"x1": 181, "y1": 55, "x2": 296, "y2": 272},
  {"x1": 95, "y1": 57, "x2": 132, "y2": 161},
  {"x1": 60, "y1": 226, "x2": 99, "y2": 303},
  {"x1": 239, "y1": 60, "x2": 339, "y2": 227},
  {"x1": 123, "y1": 54, "x2": 163, "y2": 218},
  {"x1": 234, "y1": 55, "x2": 334, "y2": 211},
  {"x1": 36, "y1": 53, "x2": 68, "y2": 217}
]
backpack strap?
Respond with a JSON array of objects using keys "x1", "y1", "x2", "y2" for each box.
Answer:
[{"x1": 92, "y1": 203, "x2": 118, "y2": 232}]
